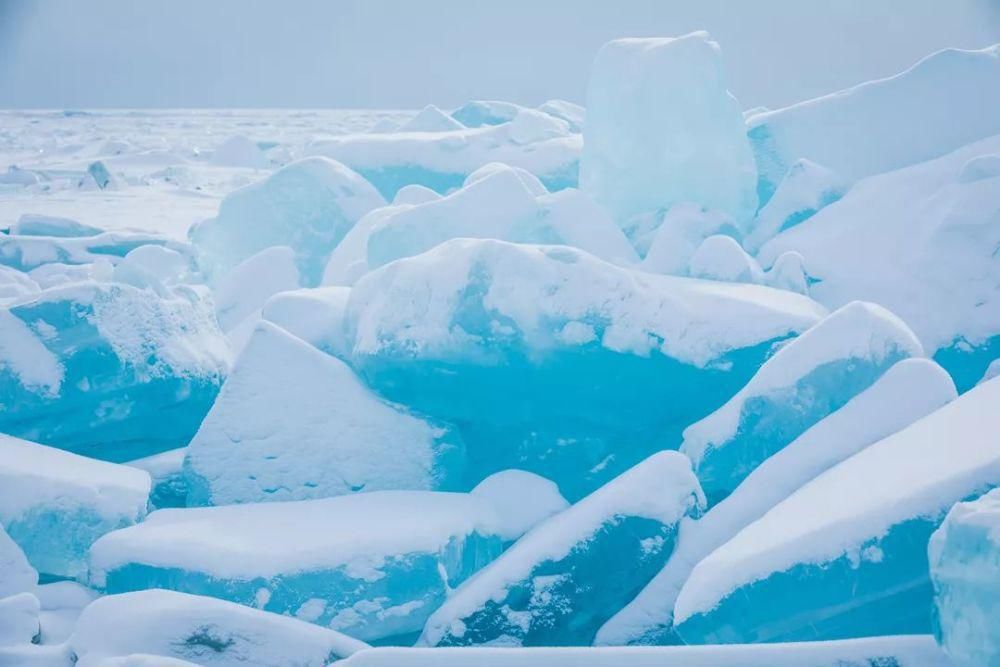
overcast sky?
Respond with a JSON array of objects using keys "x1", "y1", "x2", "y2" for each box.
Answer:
[{"x1": 1, "y1": 0, "x2": 998, "y2": 110}]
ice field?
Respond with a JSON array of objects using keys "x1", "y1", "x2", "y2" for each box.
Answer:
[{"x1": 1, "y1": 27, "x2": 1000, "y2": 667}]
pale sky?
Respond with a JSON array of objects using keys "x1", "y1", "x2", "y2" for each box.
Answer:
[{"x1": 1, "y1": 0, "x2": 998, "y2": 110}]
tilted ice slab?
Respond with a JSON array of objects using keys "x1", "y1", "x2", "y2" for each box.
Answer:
[
  {"x1": 260, "y1": 285, "x2": 351, "y2": 358},
  {"x1": 759, "y1": 133, "x2": 1000, "y2": 391},
  {"x1": 184, "y1": 322, "x2": 465, "y2": 506},
  {"x1": 70, "y1": 590, "x2": 368, "y2": 667},
  {"x1": 190, "y1": 157, "x2": 385, "y2": 286},
  {"x1": 748, "y1": 44, "x2": 1000, "y2": 204},
  {"x1": 597, "y1": 358, "x2": 957, "y2": 646},
  {"x1": 399, "y1": 105, "x2": 466, "y2": 132},
  {"x1": 672, "y1": 375, "x2": 1000, "y2": 644},
  {"x1": 9, "y1": 214, "x2": 102, "y2": 238},
  {"x1": 929, "y1": 488, "x2": 1000, "y2": 667},
  {"x1": 324, "y1": 167, "x2": 635, "y2": 287},
  {"x1": 0, "y1": 433, "x2": 149, "y2": 579},
  {"x1": 420, "y1": 451, "x2": 703, "y2": 647},
  {"x1": 306, "y1": 115, "x2": 580, "y2": 199},
  {"x1": 90, "y1": 480, "x2": 561, "y2": 642},
  {"x1": 0, "y1": 229, "x2": 190, "y2": 273},
  {"x1": 335, "y1": 636, "x2": 949, "y2": 667},
  {"x1": 127, "y1": 448, "x2": 187, "y2": 510},
  {"x1": 213, "y1": 246, "x2": 300, "y2": 332},
  {"x1": 0, "y1": 281, "x2": 229, "y2": 461},
  {"x1": 580, "y1": 32, "x2": 757, "y2": 226},
  {"x1": 681, "y1": 301, "x2": 924, "y2": 503},
  {"x1": 345, "y1": 238, "x2": 824, "y2": 499}
]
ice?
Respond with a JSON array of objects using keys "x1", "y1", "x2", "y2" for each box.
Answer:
[
  {"x1": 69, "y1": 590, "x2": 368, "y2": 666},
  {"x1": 959, "y1": 153, "x2": 1000, "y2": 183},
  {"x1": 260, "y1": 285, "x2": 351, "y2": 358},
  {"x1": 0, "y1": 525, "x2": 37, "y2": 598},
  {"x1": 345, "y1": 238, "x2": 825, "y2": 498},
  {"x1": 0, "y1": 593, "x2": 40, "y2": 646},
  {"x1": 763, "y1": 251, "x2": 809, "y2": 295},
  {"x1": 672, "y1": 376, "x2": 1000, "y2": 644},
  {"x1": 0, "y1": 165, "x2": 41, "y2": 186},
  {"x1": 0, "y1": 229, "x2": 190, "y2": 273},
  {"x1": 399, "y1": 105, "x2": 466, "y2": 132},
  {"x1": 0, "y1": 433, "x2": 150, "y2": 579},
  {"x1": 213, "y1": 246, "x2": 300, "y2": 332},
  {"x1": 0, "y1": 265, "x2": 39, "y2": 300},
  {"x1": 127, "y1": 448, "x2": 187, "y2": 510},
  {"x1": 682, "y1": 301, "x2": 924, "y2": 504},
  {"x1": 744, "y1": 159, "x2": 848, "y2": 253},
  {"x1": 306, "y1": 118, "x2": 580, "y2": 199},
  {"x1": 748, "y1": 45, "x2": 1000, "y2": 205},
  {"x1": 90, "y1": 491, "x2": 543, "y2": 641},
  {"x1": 420, "y1": 451, "x2": 704, "y2": 647},
  {"x1": 580, "y1": 33, "x2": 757, "y2": 226},
  {"x1": 758, "y1": 134, "x2": 1000, "y2": 391},
  {"x1": 537, "y1": 100, "x2": 585, "y2": 133},
  {"x1": 639, "y1": 204, "x2": 739, "y2": 274},
  {"x1": 979, "y1": 358, "x2": 1000, "y2": 386},
  {"x1": 451, "y1": 100, "x2": 524, "y2": 128},
  {"x1": 687, "y1": 235, "x2": 764, "y2": 284},
  {"x1": 323, "y1": 167, "x2": 636, "y2": 287},
  {"x1": 392, "y1": 184, "x2": 442, "y2": 205},
  {"x1": 336, "y1": 636, "x2": 948, "y2": 666},
  {"x1": 184, "y1": 321, "x2": 465, "y2": 505},
  {"x1": 111, "y1": 245, "x2": 192, "y2": 294},
  {"x1": 0, "y1": 281, "x2": 229, "y2": 461},
  {"x1": 89, "y1": 488, "x2": 539, "y2": 642},
  {"x1": 598, "y1": 358, "x2": 957, "y2": 646},
  {"x1": 469, "y1": 470, "x2": 569, "y2": 542},
  {"x1": 10, "y1": 214, "x2": 102, "y2": 238},
  {"x1": 189, "y1": 157, "x2": 385, "y2": 286},
  {"x1": 209, "y1": 135, "x2": 269, "y2": 169}
]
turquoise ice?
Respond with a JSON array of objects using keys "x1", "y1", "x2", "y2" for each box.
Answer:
[
  {"x1": 929, "y1": 488, "x2": 1000, "y2": 667},
  {"x1": 420, "y1": 451, "x2": 704, "y2": 647},
  {"x1": 0, "y1": 282, "x2": 229, "y2": 461},
  {"x1": 345, "y1": 238, "x2": 825, "y2": 500}
]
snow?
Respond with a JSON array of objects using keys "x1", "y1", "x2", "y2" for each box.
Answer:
[
  {"x1": 209, "y1": 135, "x2": 269, "y2": 169},
  {"x1": 111, "y1": 245, "x2": 191, "y2": 293},
  {"x1": 673, "y1": 375, "x2": 1000, "y2": 637},
  {"x1": 469, "y1": 470, "x2": 569, "y2": 542},
  {"x1": 127, "y1": 448, "x2": 187, "y2": 510},
  {"x1": 748, "y1": 45, "x2": 1000, "y2": 204},
  {"x1": 758, "y1": 133, "x2": 1000, "y2": 388},
  {"x1": 189, "y1": 156, "x2": 385, "y2": 286},
  {"x1": 69, "y1": 590, "x2": 367, "y2": 666},
  {"x1": 580, "y1": 32, "x2": 757, "y2": 225},
  {"x1": 184, "y1": 321, "x2": 465, "y2": 505},
  {"x1": 88, "y1": 490, "x2": 514, "y2": 641},
  {"x1": 213, "y1": 245, "x2": 300, "y2": 332},
  {"x1": 35, "y1": 581, "x2": 97, "y2": 645},
  {"x1": 682, "y1": 301, "x2": 923, "y2": 501},
  {"x1": 393, "y1": 183, "x2": 442, "y2": 205},
  {"x1": 10, "y1": 214, "x2": 102, "y2": 238},
  {"x1": 306, "y1": 119, "x2": 580, "y2": 199},
  {"x1": 0, "y1": 593, "x2": 40, "y2": 646},
  {"x1": 0, "y1": 525, "x2": 37, "y2": 599},
  {"x1": 536, "y1": 100, "x2": 585, "y2": 133},
  {"x1": 451, "y1": 100, "x2": 524, "y2": 128},
  {"x1": 337, "y1": 636, "x2": 949, "y2": 666},
  {"x1": 0, "y1": 265, "x2": 39, "y2": 300},
  {"x1": 260, "y1": 285, "x2": 351, "y2": 358},
  {"x1": 929, "y1": 487, "x2": 1000, "y2": 666},
  {"x1": 419, "y1": 451, "x2": 703, "y2": 646},
  {"x1": 639, "y1": 203, "x2": 739, "y2": 273},
  {"x1": 0, "y1": 433, "x2": 150, "y2": 579},
  {"x1": 687, "y1": 235, "x2": 764, "y2": 284},
  {"x1": 597, "y1": 357, "x2": 956, "y2": 645},
  {"x1": 399, "y1": 105, "x2": 466, "y2": 133}
]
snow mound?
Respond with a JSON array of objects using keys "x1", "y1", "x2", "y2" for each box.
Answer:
[
  {"x1": 688, "y1": 235, "x2": 764, "y2": 284},
  {"x1": 210, "y1": 135, "x2": 269, "y2": 169},
  {"x1": 399, "y1": 105, "x2": 466, "y2": 132}
]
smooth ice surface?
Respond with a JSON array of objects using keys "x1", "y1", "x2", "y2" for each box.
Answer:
[
  {"x1": 190, "y1": 157, "x2": 385, "y2": 285},
  {"x1": 9, "y1": 214, "x2": 102, "y2": 238},
  {"x1": 337, "y1": 636, "x2": 949, "y2": 666},
  {"x1": 598, "y1": 358, "x2": 957, "y2": 646},
  {"x1": 184, "y1": 322, "x2": 465, "y2": 505},
  {"x1": 213, "y1": 245, "x2": 300, "y2": 332},
  {"x1": 89, "y1": 489, "x2": 533, "y2": 641},
  {"x1": 748, "y1": 45, "x2": 1000, "y2": 204},
  {"x1": 345, "y1": 238, "x2": 825, "y2": 498},
  {"x1": 0, "y1": 281, "x2": 229, "y2": 461},
  {"x1": 673, "y1": 376, "x2": 1000, "y2": 643},
  {"x1": 0, "y1": 433, "x2": 150, "y2": 579},
  {"x1": 0, "y1": 524, "x2": 37, "y2": 598},
  {"x1": 682, "y1": 301, "x2": 923, "y2": 503},
  {"x1": 70, "y1": 590, "x2": 368, "y2": 667},
  {"x1": 929, "y1": 488, "x2": 1000, "y2": 667},
  {"x1": 127, "y1": 448, "x2": 187, "y2": 509},
  {"x1": 759, "y1": 133, "x2": 1000, "y2": 389},
  {"x1": 580, "y1": 33, "x2": 757, "y2": 225},
  {"x1": 307, "y1": 119, "x2": 580, "y2": 199},
  {"x1": 421, "y1": 451, "x2": 703, "y2": 647}
]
